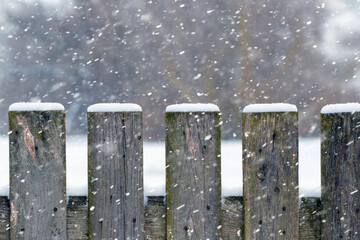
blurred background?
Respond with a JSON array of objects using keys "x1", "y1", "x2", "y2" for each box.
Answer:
[{"x1": 0, "y1": 0, "x2": 359, "y2": 140}]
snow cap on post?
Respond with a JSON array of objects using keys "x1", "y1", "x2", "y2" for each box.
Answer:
[
  {"x1": 321, "y1": 103, "x2": 360, "y2": 114},
  {"x1": 9, "y1": 102, "x2": 65, "y2": 111},
  {"x1": 87, "y1": 103, "x2": 142, "y2": 112},
  {"x1": 243, "y1": 103, "x2": 297, "y2": 113},
  {"x1": 165, "y1": 103, "x2": 220, "y2": 112}
]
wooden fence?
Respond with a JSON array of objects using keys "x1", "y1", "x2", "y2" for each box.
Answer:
[{"x1": 0, "y1": 102, "x2": 359, "y2": 239}]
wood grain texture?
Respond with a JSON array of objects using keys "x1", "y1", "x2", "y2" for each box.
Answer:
[
  {"x1": 144, "y1": 196, "x2": 165, "y2": 239},
  {"x1": 222, "y1": 197, "x2": 243, "y2": 239},
  {"x1": 67, "y1": 196, "x2": 88, "y2": 240},
  {"x1": 165, "y1": 111, "x2": 222, "y2": 240},
  {"x1": 0, "y1": 195, "x2": 324, "y2": 239},
  {"x1": 0, "y1": 197, "x2": 9, "y2": 240},
  {"x1": 88, "y1": 112, "x2": 144, "y2": 240},
  {"x1": 299, "y1": 197, "x2": 321, "y2": 240},
  {"x1": 242, "y1": 112, "x2": 299, "y2": 240},
  {"x1": 321, "y1": 113, "x2": 360, "y2": 239},
  {"x1": 9, "y1": 111, "x2": 66, "y2": 240}
]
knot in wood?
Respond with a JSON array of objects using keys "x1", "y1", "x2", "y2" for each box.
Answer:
[
  {"x1": 256, "y1": 170, "x2": 266, "y2": 181},
  {"x1": 256, "y1": 163, "x2": 268, "y2": 182}
]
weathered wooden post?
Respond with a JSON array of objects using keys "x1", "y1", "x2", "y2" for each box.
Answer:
[
  {"x1": 87, "y1": 103, "x2": 143, "y2": 239},
  {"x1": 165, "y1": 103, "x2": 222, "y2": 239},
  {"x1": 9, "y1": 102, "x2": 66, "y2": 239},
  {"x1": 321, "y1": 103, "x2": 360, "y2": 239},
  {"x1": 242, "y1": 104, "x2": 299, "y2": 239}
]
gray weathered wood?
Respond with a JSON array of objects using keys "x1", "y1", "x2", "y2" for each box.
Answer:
[
  {"x1": 0, "y1": 195, "x2": 324, "y2": 239},
  {"x1": 144, "y1": 196, "x2": 166, "y2": 239},
  {"x1": 0, "y1": 197, "x2": 9, "y2": 240},
  {"x1": 242, "y1": 111, "x2": 299, "y2": 239},
  {"x1": 88, "y1": 111, "x2": 144, "y2": 239},
  {"x1": 143, "y1": 195, "x2": 321, "y2": 240},
  {"x1": 9, "y1": 110, "x2": 66, "y2": 240},
  {"x1": 321, "y1": 112, "x2": 360, "y2": 239},
  {"x1": 67, "y1": 196, "x2": 88, "y2": 240},
  {"x1": 222, "y1": 197, "x2": 243, "y2": 239},
  {"x1": 299, "y1": 197, "x2": 321, "y2": 240},
  {"x1": 165, "y1": 110, "x2": 222, "y2": 239}
]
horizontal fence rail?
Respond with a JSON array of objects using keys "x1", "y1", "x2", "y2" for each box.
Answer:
[
  {"x1": 0, "y1": 196, "x2": 323, "y2": 240},
  {"x1": 0, "y1": 102, "x2": 358, "y2": 239}
]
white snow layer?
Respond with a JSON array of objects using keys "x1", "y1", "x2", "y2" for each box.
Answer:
[
  {"x1": 0, "y1": 136, "x2": 321, "y2": 197},
  {"x1": 321, "y1": 103, "x2": 360, "y2": 114},
  {"x1": 243, "y1": 103, "x2": 298, "y2": 113},
  {"x1": 166, "y1": 103, "x2": 220, "y2": 112},
  {"x1": 87, "y1": 103, "x2": 142, "y2": 112},
  {"x1": 9, "y1": 102, "x2": 65, "y2": 111}
]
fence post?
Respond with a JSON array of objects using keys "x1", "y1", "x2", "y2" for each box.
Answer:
[
  {"x1": 321, "y1": 103, "x2": 360, "y2": 239},
  {"x1": 242, "y1": 104, "x2": 299, "y2": 239},
  {"x1": 165, "y1": 103, "x2": 222, "y2": 239},
  {"x1": 9, "y1": 102, "x2": 66, "y2": 239},
  {"x1": 87, "y1": 103, "x2": 143, "y2": 239}
]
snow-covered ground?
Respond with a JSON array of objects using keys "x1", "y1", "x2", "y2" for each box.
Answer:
[{"x1": 0, "y1": 136, "x2": 320, "y2": 197}]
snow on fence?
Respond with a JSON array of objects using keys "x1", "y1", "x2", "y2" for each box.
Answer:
[{"x1": 0, "y1": 102, "x2": 359, "y2": 239}]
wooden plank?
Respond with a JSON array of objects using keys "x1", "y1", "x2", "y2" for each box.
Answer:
[
  {"x1": 0, "y1": 196, "x2": 89, "y2": 240},
  {"x1": 9, "y1": 109, "x2": 66, "y2": 239},
  {"x1": 144, "y1": 196, "x2": 165, "y2": 239},
  {"x1": 0, "y1": 195, "x2": 324, "y2": 239},
  {"x1": 222, "y1": 197, "x2": 243, "y2": 239},
  {"x1": 221, "y1": 196, "x2": 322, "y2": 240},
  {"x1": 321, "y1": 111, "x2": 360, "y2": 239},
  {"x1": 88, "y1": 110, "x2": 144, "y2": 239},
  {"x1": 299, "y1": 197, "x2": 321, "y2": 240},
  {"x1": 0, "y1": 197, "x2": 9, "y2": 240},
  {"x1": 67, "y1": 196, "x2": 88, "y2": 239},
  {"x1": 242, "y1": 110, "x2": 299, "y2": 239},
  {"x1": 165, "y1": 108, "x2": 222, "y2": 239}
]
